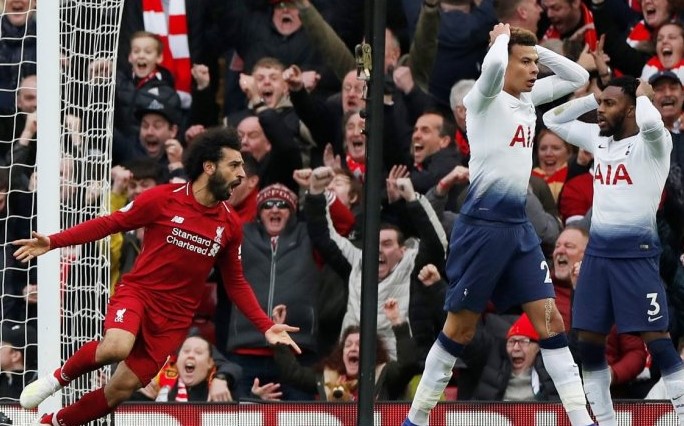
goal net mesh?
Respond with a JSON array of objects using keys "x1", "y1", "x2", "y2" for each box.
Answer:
[{"x1": 0, "y1": 0, "x2": 124, "y2": 423}]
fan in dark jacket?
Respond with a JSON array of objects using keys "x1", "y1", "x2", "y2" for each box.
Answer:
[{"x1": 457, "y1": 313, "x2": 559, "y2": 401}]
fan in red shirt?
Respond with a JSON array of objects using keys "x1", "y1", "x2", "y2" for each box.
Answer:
[{"x1": 14, "y1": 127, "x2": 301, "y2": 426}]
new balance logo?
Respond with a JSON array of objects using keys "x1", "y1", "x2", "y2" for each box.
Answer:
[
  {"x1": 115, "y1": 308, "x2": 127, "y2": 323},
  {"x1": 648, "y1": 315, "x2": 663, "y2": 323},
  {"x1": 171, "y1": 216, "x2": 185, "y2": 224}
]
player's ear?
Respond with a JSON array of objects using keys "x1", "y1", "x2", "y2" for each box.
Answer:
[
  {"x1": 203, "y1": 161, "x2": 216, "y2": 175},
  {"x1": 627, "y1": 104, "x2": 636, "y2": 118}
]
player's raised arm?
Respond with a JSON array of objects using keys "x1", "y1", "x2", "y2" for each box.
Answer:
[
  {"x1": 542, "y1": 93, "x2": 600, "y2": 153},
  {"x1": 634, "y1": 79, "x2": 673, "y2": 155},
  {"x1": 468, "y1": 23, "x2": 510, "y2": 105},
  {"x1": 532, "y1": 45, "x2": 590, "y2": 105}
]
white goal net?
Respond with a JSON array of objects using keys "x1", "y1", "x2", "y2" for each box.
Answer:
[{"x1": 0, "y1": 0, "x2": 124, "y2": 423}]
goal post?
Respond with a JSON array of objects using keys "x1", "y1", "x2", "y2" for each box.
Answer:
[
  {"x1": 36, "y1": 0, "x2": 62, "y2": 417},
  {"x1": 27, "y1": 0, "x2": 125, "y2": 421}
]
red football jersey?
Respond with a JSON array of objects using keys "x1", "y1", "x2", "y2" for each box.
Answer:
[{"x1": 50, "y1": 183, "x2": 273, "y2": 333}]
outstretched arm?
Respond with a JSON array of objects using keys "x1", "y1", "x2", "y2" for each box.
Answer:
[
  {"x1": 531, "y1": 45, "x2": 590, "y2": 105},
  {"x1": 13, "y1": 231, "x2": 51, "y2": 263}
]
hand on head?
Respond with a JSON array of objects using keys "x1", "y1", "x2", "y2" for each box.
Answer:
[{"x1": 489, "y1": 23, "x2": 510, "y2": 46}]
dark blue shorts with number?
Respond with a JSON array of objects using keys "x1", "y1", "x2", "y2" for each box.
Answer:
[{"x1": 444, "y1": 215, "x2": 556, "y2": 314}]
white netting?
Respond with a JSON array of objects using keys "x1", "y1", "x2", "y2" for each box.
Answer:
[{"x1": 0, "y1": 0, "x2": 124, "y2": 424}]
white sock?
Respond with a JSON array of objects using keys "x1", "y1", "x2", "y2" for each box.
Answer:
[
  {"x1": 541, "y1": 346, "x2": 594, "y2": 426},
  {"x1": 407, "y1": 342, "x2": 456, "y2": 426},
  {"x1": 662, "y1": 368, "x2": 684, "y2": 426},
  {"x1": 582, "y1": 367, "x2": 616, "y2": 426}
]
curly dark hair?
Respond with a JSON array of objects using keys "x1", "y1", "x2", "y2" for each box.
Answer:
[
  {"x1": 318, "y1": 325, "x2": 390, "y2": 377},
  {"x1": 182, "y1": 127, "x2": 241, "y2": 181}
]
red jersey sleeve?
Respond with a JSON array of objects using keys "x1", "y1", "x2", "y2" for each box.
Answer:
[
  {"x1": 217, "y1": 219, "x2": 273, "y2": 333},
  {"x1": 50, "y1": 186, "x2": 164, "y2": 249}
]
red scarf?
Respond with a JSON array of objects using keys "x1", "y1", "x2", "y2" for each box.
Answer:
[
  {"x1": 346, "y1": 155, "x2": 366, "y2": 182},
  {"x1": 627, "y1": 20, "x2": 652, "y2": 48},
  {"x1": 455, "y1": 128, "x2": 469, "y2": 159},
  {"x1": 142, "y1": 0, "x2": 192, "y2": 109}
]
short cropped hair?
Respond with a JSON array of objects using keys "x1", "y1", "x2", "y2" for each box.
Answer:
[
  {"x1": 605, "y1": 76, "x2": 638, "y2": 106},
  {"x1": 251, "y1": 57, "x2": 285, "y2": 74},
  {"x1": 130, "y1": 31, "x2": 163, "y2": 55},
  {"x1": 508, "y1": 27, "x2": 538, "y2": 54}
]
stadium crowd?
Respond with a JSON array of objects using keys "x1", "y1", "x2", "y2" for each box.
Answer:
[{"x1": 0, "y1": 0, "x2": 684, "y2": 411}]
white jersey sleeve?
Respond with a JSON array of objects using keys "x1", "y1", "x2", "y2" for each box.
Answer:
[
  {"x1": 465, "y1": 34, "x2": 508, "y2": 114},
  {"x1": 543, "y1": 93, "x2": 605, "y2": 153},
  {"x1": 531, "y1": 45, "x2": 590, "y2": 106}
]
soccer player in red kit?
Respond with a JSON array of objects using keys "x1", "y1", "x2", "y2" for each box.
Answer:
[{"x1": 13, "y1": 127, "x2": 301, "y2": 426}]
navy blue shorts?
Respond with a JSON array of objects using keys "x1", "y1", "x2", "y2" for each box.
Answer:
[
  {"x1": 572, "y1": 254, "x2": 668, "y2": 334},
  {"x1": 444, "y1": 216, "x2": 555, "y2": 313}
]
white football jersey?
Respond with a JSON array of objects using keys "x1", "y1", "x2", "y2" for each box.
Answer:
[
  {"x1": 461, "y1": 34, "x2": 589, "y2": 223},
  {"x1": 544, "y1": 94, "x2": 672, "y2": 257}
]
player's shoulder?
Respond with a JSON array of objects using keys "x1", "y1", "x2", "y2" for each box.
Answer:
[
  {"x1": 216, "y1": 200, "x2": 241, "y2": 226},
  {"x1": 143, "y1": 182, "x2": 187, "y2": 196}
]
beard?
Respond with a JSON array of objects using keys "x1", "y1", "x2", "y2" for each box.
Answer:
[
  {"x1": 598, "y1": 126, "x2": 613, "y2": 137},
  {"x1": 207, "y1": 173, "x2": 231, "y2": 201},
  {"x1": 598, "y1": 113, "x2": 626, "y2": 137}
]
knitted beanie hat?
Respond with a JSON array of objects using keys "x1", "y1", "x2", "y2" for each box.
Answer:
[{"x1": 257, "y1": 183, "x2": 298, "y2": 211}]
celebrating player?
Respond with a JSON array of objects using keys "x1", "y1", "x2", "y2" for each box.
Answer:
[
  {"x1": 544, "y1": 76, "x2": 679, "y2": 426},
  {"x1": 403, "y1": 24, "x2": 594, "y2": 426},
  {"x1": 14, "y1": 127, "x2": 301, "y2": 426}
]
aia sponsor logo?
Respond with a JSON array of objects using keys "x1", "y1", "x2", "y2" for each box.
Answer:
[{"x1": 594, "y1": 163, "x2": 633, "y2": 185}]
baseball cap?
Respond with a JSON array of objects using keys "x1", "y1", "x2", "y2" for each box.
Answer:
[
  {"x1": 1, "y1": 322, "x2": 37, "y2": 368},
  {"x1": 134, "y1": 84, "x2": 182, "y2": 125},
  {"x1": 648, "y1": 70, "x2": 682, "y2": 86}
]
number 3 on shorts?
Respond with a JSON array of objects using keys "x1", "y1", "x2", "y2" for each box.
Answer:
[{"x1": 647, "y1": 292, "x2": 661, "y2": 316}]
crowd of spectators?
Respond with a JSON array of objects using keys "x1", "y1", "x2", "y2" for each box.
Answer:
[{"x1": 0, "y1": 0, "x2": 683, "y2": 406}]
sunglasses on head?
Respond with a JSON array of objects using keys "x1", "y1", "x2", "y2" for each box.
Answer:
[{"x1": 261, "y1": 199, "x2": 289, "y2": 210}]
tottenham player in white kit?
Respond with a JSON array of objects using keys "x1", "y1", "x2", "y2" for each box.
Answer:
[
  {"x1": 544, "y1": 77, "x2": 682, "y2": 426},
  {"x1": 402, "y1": 24, "x2": 595, "y2": 426}
]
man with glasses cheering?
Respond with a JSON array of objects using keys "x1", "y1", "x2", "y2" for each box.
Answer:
[
  {"x1": 455, "y1": 313, "x2": 560, "y2": 401},
  {"x1": 224, "y1": 183, "x2": 322, "y2": 400}
]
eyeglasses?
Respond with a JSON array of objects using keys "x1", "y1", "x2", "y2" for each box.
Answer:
[
  {"x1": 506, "y1": 337, "x2": 535, "y2": 348},
  {"x1": 261, "y1": 199, "x2": 289, "y2": 210},
  {"x1": 343, "y1": 84, "x2": 364, "y2": 94}
]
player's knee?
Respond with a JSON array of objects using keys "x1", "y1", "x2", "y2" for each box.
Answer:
[
  {"x1": 105, "y1": 383, "x2": 138, "y2": 407},
  {"x1": 445, "y1": 326, "x2": 476, "y2": 344},
  {"x1": 444, "y1": 312, "x2": 479, "y2": 344}
]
